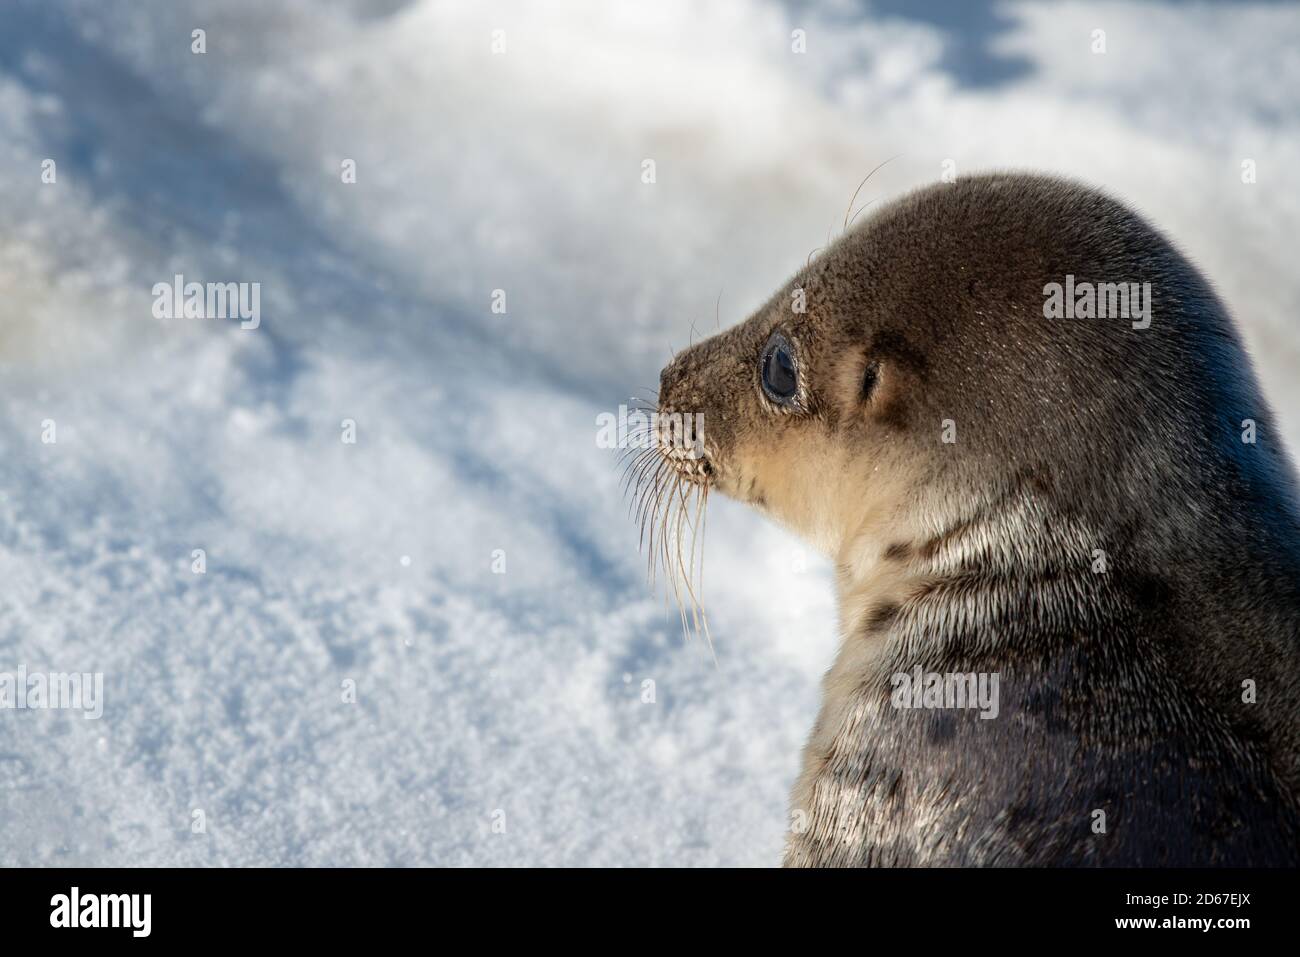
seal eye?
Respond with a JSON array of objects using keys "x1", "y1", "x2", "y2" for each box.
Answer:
[{"x1": 761, "y1": 333, "x2": 798, "y2": 404}]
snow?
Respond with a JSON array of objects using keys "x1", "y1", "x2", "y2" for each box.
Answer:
[{"x1": 0, "y1": 0, "x2": 1296, "y2": 865}]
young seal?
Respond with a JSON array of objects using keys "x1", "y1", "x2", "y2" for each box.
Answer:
[{"x1": 638, "y1": 172, "x2": 1300, "y2": 866}]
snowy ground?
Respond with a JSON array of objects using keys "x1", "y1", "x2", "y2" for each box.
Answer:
[{"x1": 0, "y1": 0, "x2": 1296, "y2": 866}]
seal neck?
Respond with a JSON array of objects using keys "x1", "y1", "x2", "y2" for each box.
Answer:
[{"x1": 833, "y1": 479, "x2": 1113, "y2": 652}]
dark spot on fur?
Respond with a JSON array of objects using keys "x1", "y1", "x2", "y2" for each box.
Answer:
[
  {"x1": 885, "y1": 769, "x2": 905, "y2": 807},
  {"x1": 920, "y1": 513, "x2": 978, "y2": 559},
  {"x1": 883, "y1": 541, "x2": 912, "y2": 562},
  {"x1": 1026, "y1": 467, "x2": 1054, "y2": 496},
  {"x1": 864, "y1": 601, "x2": 900, "y2": 631},
  {"x1": 1132, "y1": 574, "x2": 1173, "y2": 608},
  {"x1": 927, "y1": 711, "x2": 956, "y2": 745}
]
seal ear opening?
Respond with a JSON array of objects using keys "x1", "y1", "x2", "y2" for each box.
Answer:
[{"x1": 861, "y1": 360, "x2": 881, "y2": 402}]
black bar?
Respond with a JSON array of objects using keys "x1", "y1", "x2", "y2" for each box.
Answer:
[{"x1": 0, "y1": 867, "x2": 1291, "y2": 943}]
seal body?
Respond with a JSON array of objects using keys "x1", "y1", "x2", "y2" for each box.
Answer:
[{"x1": 651, "y1": 172, "x2": 1300, "y2": 866}]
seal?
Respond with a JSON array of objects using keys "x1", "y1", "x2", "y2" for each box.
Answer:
[{"x1": 638, "y1": 171, "x2": 1300, "y2": 866}]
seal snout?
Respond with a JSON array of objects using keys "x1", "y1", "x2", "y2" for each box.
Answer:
[
  {"x1": 653, "y1": 401, "x2": 713, "y2": 486},
  {"x1": 656, "y1": 351, "x2": 719, "y2": 486}
]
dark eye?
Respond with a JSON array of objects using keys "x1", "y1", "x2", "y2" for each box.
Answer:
[{"x1": 760, "y1": 332, "x2": 798, "y2": 404}]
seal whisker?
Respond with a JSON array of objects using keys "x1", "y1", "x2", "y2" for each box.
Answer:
[
  {"x1": 658, "y1": 464, "x2": 712, "y2": 654},
  {"x1": 622, "y1": 451, "x2": 663, "y2": 520},
  {"x1": 619, "y1": 402, "x2": 712, "y2": 652},
  {"x1": 841, "y1": 155, "x2": 899, "y2": 233},
  {"x1": 618, "y1": 444, "x2": 658, "y2": 480},
  {"x1": 638, "y1": 458, "x2": 671, "y2": 569},
  {"x1": 644, "y1": 463, "x2": 671, "y2": 546},
  {"x1": 846, "y1": 198, "x2": 877, "y2": 230},
  {"x1": 684, "y1": 482, "x2": 715, "y2": 661}
]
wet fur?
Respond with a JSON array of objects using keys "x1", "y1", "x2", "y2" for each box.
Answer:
[{"x1": 653, "y1": 172, "x2": 1300, "y2": 866}]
